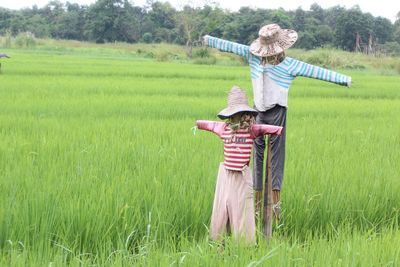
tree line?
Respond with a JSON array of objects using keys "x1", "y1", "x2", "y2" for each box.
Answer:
[{"x1": 1, "y1": 0, "x2": 400, "y2": 54}]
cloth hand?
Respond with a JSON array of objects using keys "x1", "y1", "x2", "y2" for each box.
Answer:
[
  {"x1": 347, "y1": 78, "x2": 352, "y2": 88},
  {"x1": 202, "y1": 35, "x2": 209, "y2": 46}
]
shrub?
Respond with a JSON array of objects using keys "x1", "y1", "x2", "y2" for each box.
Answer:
[
  {"x1": 193, "y1": 56, "x2": 216, "y2": 65},
  {"x1": 155, "y1": 51, "x2": 170, "y2": 62},
  {"x1": 2, "y1": 31, "x2": 12, "y2": 48},
  {"x1": 14, "y1": 32, "x2": 36, "y2": 48},
  {"x1": 142, "y1": 33, "x2": 153, "y2": 44},
  {"x1": 381, "y1": 42, "x2": 400, "y2": 57},
  {"x1": 193, "y1": 48, "x2": 210, "y2": 58}
]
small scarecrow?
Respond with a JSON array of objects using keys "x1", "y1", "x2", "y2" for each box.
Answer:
[
  {"x1": 203, "y1": 24, "x2": 352, "y2": 224},
  {"x1": 196, "y1": 86, "x2": 282, "y2": 243}
]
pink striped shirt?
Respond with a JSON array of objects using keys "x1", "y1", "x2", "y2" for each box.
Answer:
[{"x1": 197, "y1": 120, "x2": 283, "y2": 171}]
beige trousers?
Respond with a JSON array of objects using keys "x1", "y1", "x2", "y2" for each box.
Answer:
[{"x1": 210, "y1": 163, "x2": 256, "y2": 243}]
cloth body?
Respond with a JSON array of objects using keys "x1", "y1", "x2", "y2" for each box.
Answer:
[
  {"x1": 210, "y1": 163, "x2": 255, "y2": 243},
  {"x1": 253, "y1": 105, "x2": 287, "y2": 191},
  {"x1": 196, "y1": 121, "x2": 282, "y2": 171},
  {"x1": 205, "y1": 35, "x2": 352, "y2": 111}
]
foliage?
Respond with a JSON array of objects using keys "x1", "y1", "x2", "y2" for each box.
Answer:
[
  {"x1": 141, "y1": 32, "x2": 153, "y2": 43},
  {"x1": 193, "y1": 47, "x2": 210, "y2": 58},
  {"x1": 14, "y1": 32, "x2": 36, "y2": 48},
  {"x1": 381, "y1": 41, "x2": 400, "y2": 56},
  {"x1": 0, "y1": 1, "x2": 399, "y2": 54}
]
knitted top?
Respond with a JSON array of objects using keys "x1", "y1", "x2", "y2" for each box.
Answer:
[
  {"x1": 205, "y1": 35, "x2": 352, "y2": 111},
  {"x1": 197, "y1": 120, "x2": 282, "y2": 171}
]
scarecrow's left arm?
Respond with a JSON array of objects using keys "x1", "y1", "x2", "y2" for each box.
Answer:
[
  {"x1": 286, "y1": 58, "x2": 352, "y2": 87},
  {"x1": 203, "y1": 35, "x2": 250, "y2": 60},
  {"x1": 251, "y1": 124, "x2": 283, "y2": 138}
]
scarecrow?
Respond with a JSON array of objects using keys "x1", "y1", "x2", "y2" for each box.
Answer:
[
  {"x1": 0, "y1": 53, "x2": 10, "y2": 73},
  {"x1": 196, "y1": 86, "x2": 282, "y2": 243},
  {"x1": 203, "y1": 24, "x2": 352, "y2": 231}
]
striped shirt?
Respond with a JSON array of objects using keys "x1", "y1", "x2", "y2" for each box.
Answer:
[
  {"x1": 197, "y1": 120, "x2": 283, "y2": 171},
  {"x1": 205, "y1": 35, "x2": 352, "y2": 111}
]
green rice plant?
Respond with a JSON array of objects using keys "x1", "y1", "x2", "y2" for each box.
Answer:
[{"x1": 0, "y1": 48, "x2": 399, "y2": 266}]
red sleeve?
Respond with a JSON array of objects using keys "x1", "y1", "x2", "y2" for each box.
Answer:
[
  {"x1": 196, "y1": 120, "x2": 226, "y2": 137},
  {"x1": 250, "y1": 124, "x2": 283, "y2": 138}
]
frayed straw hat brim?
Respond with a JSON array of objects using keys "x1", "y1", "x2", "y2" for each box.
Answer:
[
  {"x1": 217, "y1": 105, "x2": 258, "y2": 119},
  {"x1": 250, "y1": 29, "x2": 298, "y2": 57}
]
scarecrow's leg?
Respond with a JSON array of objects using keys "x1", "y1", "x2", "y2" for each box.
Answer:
[
  {"x1": 255, "y1": 191, "x2": 262, "y2": 218},
  {"x1": 253, "y1": 131, "x2": 265, "y2": 222},
  {"x1": 272, "y1": 190, "x2": 281, "y2": 223},
  {"x1": 263, "y1": 135, "x2": 273, "y2": 238}
]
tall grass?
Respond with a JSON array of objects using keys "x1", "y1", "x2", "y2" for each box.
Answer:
[
  {"x1": 2, "y1": 36, "x2": 400, "y2": 72},
  {"x1": 0, "y1": 48, "x2": 399, "y2": 265}
]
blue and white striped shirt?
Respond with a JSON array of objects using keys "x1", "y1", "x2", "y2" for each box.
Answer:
[{"x1": 205, "y1": 35, "x2": 352, "y2": 111}]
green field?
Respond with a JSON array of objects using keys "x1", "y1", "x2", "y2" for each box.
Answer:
[{"x1": 1, "y1": 47, "x2": 400, "y2": 266}]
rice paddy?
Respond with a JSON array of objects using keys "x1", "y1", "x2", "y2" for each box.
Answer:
[{"x1": 0, "y1": 47, "x2": 400, "y2": 266}]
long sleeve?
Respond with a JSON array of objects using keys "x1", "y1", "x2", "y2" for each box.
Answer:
[
  {"x1": 286, "y1": 58, "x2": 351, "y2": 87},
  {"x1": 204, "y1": 35, "x2": 250, "y2": 60},
  {"x1": 196, "y1": 120, "x2": 226, "y2": 137},
  {"x1": 251, "y1": 124, "x2": 283, "y2": 138}
]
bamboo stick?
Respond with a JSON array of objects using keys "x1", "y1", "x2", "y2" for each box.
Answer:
[{"x1": 263, "y1": 135, "x2": 273, "y2": 238}]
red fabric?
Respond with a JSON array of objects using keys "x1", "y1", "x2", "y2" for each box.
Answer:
[{"x1": 197, "y1": 120, "x2": 283, "y2": 171}]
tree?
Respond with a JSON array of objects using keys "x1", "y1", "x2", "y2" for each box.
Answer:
[
  {"x1": 314, "y1": 25, "x2": 334, "y2": 47},
  {"x1": 147, "y1": 2, "x2": 176, "y2": 42},
  {"x1": 296, "y1": 31, "x2": 316, "y2": 50},
  {"x1": 0, "y1": 8, "x2": 13, "y2": 35},
  {"x1": 223, "y1": 7, "x2": 271, "y2": 44},
  {"x1": 271, "y1": 9, "x2": 293, "y2": 29},
  {"x1": 26, "y1": 14, "x2": 50, "y2": 38},
  {"x1": 197, "y1": 5, "x2": 226, "y2": 38},
  {"x1": 175, "y1": 6, "x2": 202, "y2": 58},
  {"x1": 84, "y1": 0, "x2": 137, "y2": 43},
  {"x1": 310, "y1": 3, "x2": 324, "y2": 23},
  {"x1": 334, "y1": 6, "x2": 374, "y2": 51},
  {"x1": 325, "y1": 5, "x2": 346, "y2": 29},
  {"x1": 54, "y1": 3, "x2": 86, "y2": 40},
  {"x1": 372, "y1": 17, "x2": 394, "y2": 44},
  {"x1": 293, "y1": 7, "x2": 306, "y2": 32}
]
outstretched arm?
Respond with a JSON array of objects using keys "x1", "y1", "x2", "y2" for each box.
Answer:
[
  {"x1": 285, "y1": 58, "x2": 351, "y2": 87},
  {"x1": 203, "y1": 35, "x2": 250, "y2": 60},
  {"x1": 251, "y1": 124, "x2": 283, "y2": 138},
  {"x1": 196, "y1": 120, "x2": 226, "y2": 137}
]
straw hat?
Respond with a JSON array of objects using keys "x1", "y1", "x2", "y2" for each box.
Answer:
[
  {"x1": 249, "y1": 24, "x2": 298, "y2": 57},
  {"x1": 217, "y1": 86, "x2": 258, "y2": 119}
]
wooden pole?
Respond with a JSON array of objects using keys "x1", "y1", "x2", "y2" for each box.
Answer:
[{"x1": 263, "y1": 135, "x2": 273, "y2": 238}]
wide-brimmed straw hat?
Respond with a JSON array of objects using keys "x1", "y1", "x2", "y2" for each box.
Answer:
[
  {"x1": 249, "y1": 24, "x2": 298, "y2": 57},
  {"x1": 217, "y1": 86, "x2": 258, "y2": 119}
]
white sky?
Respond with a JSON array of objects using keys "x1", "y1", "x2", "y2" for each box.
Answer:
[{"x1": 0, "y1": 0, "x2": 399, "y2": 22}]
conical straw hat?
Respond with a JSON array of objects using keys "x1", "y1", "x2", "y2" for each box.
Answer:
[{"x1": 217, "y1": 86, "x2": 258, "y2": 119}]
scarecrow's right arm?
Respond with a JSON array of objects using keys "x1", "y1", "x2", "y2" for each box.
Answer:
[
  {"x1": 203, "y1": 35, "x2": 250, "y2": 60},
  {"x1": 196, "y1": 120, "x2": 225, "y2": 137}
]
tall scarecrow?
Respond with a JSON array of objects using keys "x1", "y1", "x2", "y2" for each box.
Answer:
[{"x1": 203, "y1": 24, "x2": 352, "y2": 235}]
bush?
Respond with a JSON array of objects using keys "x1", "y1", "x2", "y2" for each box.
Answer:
[
  {"x1": 193, "y1": 48, "x2": 210, "y2": 58},
  {"x1": 381, "y1": 42, "x2": 400, "y2": 57},
  {"x1": 14, "y1": 32, "x2": 36, "y2": 48},
  {"x1": 142, "y1": 33, "x2": 153, "y2": 44},
  {"x1": 155, "y1": 51, "x2": 170, "y2": 62},
  {"x1": 2, "y1": 31, "x2": 12, "y2": 48},
  {"x1": 193, "y1": 56, "x2": 217, "y2": 65},
  {"x1": 396, "y1": 62, "x2": 400, "y2": 74}
]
